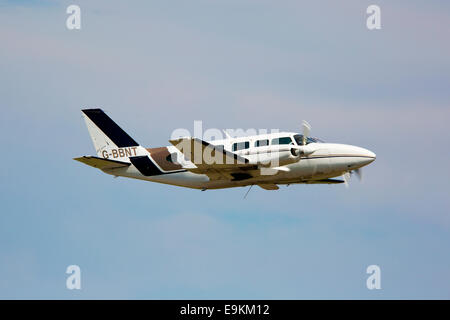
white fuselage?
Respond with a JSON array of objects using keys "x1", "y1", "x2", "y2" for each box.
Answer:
[{"x1": 103, "y1": 132, "x2": 376, "y2": 190}]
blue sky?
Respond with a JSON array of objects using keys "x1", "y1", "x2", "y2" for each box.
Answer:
[{"x1": 0, "y1": 0, "x2": 449, "y2": 299}]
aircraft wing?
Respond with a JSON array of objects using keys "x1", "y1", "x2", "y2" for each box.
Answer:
[
  {"x1": 169, "y1": 137, "x2": 258, "y2": 180},
  {"x1": 74, "y1": 156, "x2": 131, "y2": 170}
]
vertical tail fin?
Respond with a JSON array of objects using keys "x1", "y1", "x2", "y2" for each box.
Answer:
[{"x1": 81, "y1": 108, "x2": 142, "y2": 162}]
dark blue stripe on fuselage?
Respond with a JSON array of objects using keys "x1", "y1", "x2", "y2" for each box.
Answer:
[{"x1": 129, "y1": 156, "x2": 163, "y2": 176}]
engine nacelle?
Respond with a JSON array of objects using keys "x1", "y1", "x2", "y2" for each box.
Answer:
[
  {"x1": 291, "y1": 145, "x2": 315, "y2": 156},
  {"x1": 244, "y1": 145, "x2": 301, "y2": 167}
]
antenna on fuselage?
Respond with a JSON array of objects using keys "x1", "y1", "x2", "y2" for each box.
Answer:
[{"x1": 243, "y1": 184, "x2": 254, "y2": 199}]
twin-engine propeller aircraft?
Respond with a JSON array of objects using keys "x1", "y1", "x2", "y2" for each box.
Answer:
[{"x1": 74, "y1": 109, "x2": 376, "y2": 191}]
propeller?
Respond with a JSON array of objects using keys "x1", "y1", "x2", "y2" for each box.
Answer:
[
  {"x1": 291, "y1": 120, "x2": 314, "y2": 157},
  {"x1": 342, "y1": 168, "x2": 363, "y2": 188},
  {"x1": 354, "y1": 168, "x2": 362, "y2": 181},
  {"x1": 302, "y1": 120, "x2": 311, "y2": 145},
  {"x1": 343, "y1": 172, "x2": 351, "y2": 188}
]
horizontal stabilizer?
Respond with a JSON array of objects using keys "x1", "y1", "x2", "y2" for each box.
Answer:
[{"x1": 74, "y1": 156, "x2": 131, "y2": 170}]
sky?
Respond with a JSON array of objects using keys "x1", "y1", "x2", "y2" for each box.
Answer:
[{"x1": 0, "y1": 0, "x2": 449, "y2": 299}]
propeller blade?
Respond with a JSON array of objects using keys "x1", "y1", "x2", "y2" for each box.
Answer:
[
  {"x1": 355, "y1": 168, "x2": 362, "y2": 181},
  {"x1": 343, "y1": 172, "x2": 351, "y2": 188},
  {"x1": 302, "y1": 120, "x2": 311, "y2": 145}
]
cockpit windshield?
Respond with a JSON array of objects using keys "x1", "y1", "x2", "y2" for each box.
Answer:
[{"x1": 293, "y1": 134, "x2": 323, "y2": 145}]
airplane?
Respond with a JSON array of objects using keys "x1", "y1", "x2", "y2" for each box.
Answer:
[{"x1": 74, "y1": 109, "x2": 376, "y2": 191}]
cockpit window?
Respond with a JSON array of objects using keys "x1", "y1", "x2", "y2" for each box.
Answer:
[
  {"x1": 293, "y1": 134, "x2": 323, "y2": 145},
  {"x1": 271, "y1": 137, "x2": 294, "y2": 145}
]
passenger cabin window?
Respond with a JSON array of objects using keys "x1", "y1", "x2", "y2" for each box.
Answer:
[
  {"x1": 271, "y1": 137, "x2": 294, "y2": 145},
  {"x1": 255, "y1": 139, "x2": 269, "y2": 147},
  {"x1": 232, "y1": 141, "x2": 249, "y2": 151}
]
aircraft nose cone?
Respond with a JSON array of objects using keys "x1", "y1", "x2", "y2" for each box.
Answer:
[
  {"x1": 363, "y1": 148, "x2": 376, "y2": 161},
  {"x1": 337, "y1": 145, "x2": 376, "y2": 170},
  {"x1": 356, "y1": 147, "x2": 376, "y2": 167}
]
